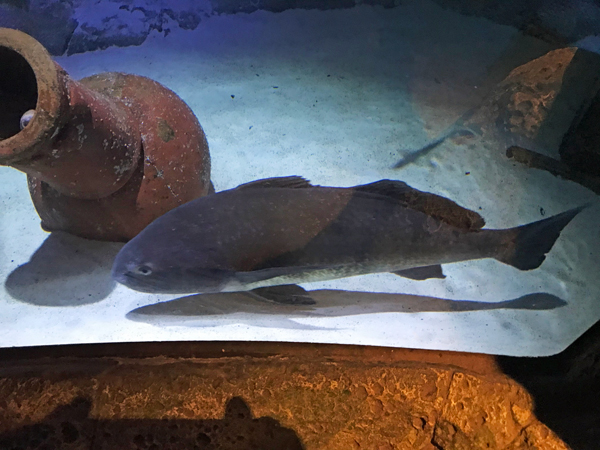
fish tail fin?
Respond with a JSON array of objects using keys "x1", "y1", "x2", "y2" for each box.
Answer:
[{"x1": 494, "y1": 205, "x2": 588, "y2": 270}]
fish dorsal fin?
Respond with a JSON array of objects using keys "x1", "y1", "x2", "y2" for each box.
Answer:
[
  {"x1": 236, "y1": 176, "x2": 315, "y2": 190},
  {"x1": 355, "y1": 179, "x2": 485, "y2": 230}
]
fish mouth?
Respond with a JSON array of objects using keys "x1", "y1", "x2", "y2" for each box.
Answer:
[
  {"x1": 112, "y1": 270, "x2": 161, "y2": 294},
  {"x1": 113, "y1": 270, "x2": 194, "y2": 294}
]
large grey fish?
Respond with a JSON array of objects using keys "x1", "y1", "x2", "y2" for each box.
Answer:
[{"x1": 111, "y1": 176, "x2": 586, "y2": 300}]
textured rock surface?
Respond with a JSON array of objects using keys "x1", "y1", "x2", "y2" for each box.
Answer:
[
  {"x1": 500, "y1": 319, "x2": 600, "y2": 450},
  {"x1": 66, "y1": 0, "x2": 212, "y2": 55},
  {"x1": 0, "y1": 0, "x2": 77, "y2": 55},
  {"x1": 463, "y1": 47, "x2": 600, "y2": 152},
  {"x1": 0, "y1": 0, "x2": 400, "y2": 55},
  {"x1": 0, "y1": 343, "x2": 570, "y2": 449},
  {"x1": 3, "y1": 0, "x2": 600, "y2": 55}
]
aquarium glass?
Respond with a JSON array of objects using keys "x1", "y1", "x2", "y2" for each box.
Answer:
[{"x1": 0, "y1": 0, "x2": 598, "y2": 355}]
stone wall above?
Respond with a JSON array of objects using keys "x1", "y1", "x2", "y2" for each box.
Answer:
[
  {"x1": 2, "y1": 0, "x2": 600, "y2": 56},
  {"x1": 0, "y1": 0, "x2": 400, "y2": 55}
]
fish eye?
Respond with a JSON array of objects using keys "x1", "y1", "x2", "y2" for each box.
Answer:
[
  {"x1": 135, "y1": 265, "x2": 153, "y2": 276},
  {"x1": 20, "y1": 109, "x2": 35, "y2": 130}
]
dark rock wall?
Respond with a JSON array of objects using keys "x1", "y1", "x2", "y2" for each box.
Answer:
[
  {"x1": 0, "y1": 0, "x2": 77, "y2": 55},
  {"x1": 65, "y1": 0, "x2": 212, "y2": 55},
  {"x1": 210, "y1": 0, "x2": 398, "y2": 14},
  {"x1": 0, "y1": 0, "x2": 400, "y2": 55},
  {"x1": 430, "y1": 0, "x2": 600, "y2": 44},
  {"x1": 3, "y1": 0, "x2": 600, "y2": 56}
]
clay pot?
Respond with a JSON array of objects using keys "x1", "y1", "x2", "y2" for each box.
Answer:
[{"x1": 0, "y1": 28, "x2": 211, "y2": 241}]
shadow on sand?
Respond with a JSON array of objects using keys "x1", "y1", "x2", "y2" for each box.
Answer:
[
  {"x1": 127, "y1": 290, "x2": 567, "y2": 329},
  {"x1": 4, "y1": 232, "x2": 122, "y2": 306}
]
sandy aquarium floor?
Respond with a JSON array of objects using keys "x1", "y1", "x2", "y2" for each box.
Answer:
[{"x1": 1, "y1": 0, "x2": 599, "y2": 355}]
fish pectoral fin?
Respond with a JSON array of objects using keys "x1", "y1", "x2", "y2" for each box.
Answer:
[
  {"x1": 354, "y1": 179, "x2": 485, "y2": 231},
  {"x1": 392, "y1": 265, "x2": 446, "y2": 280},
  {"x1": 235, "y1": 176, "x2": 316, "y2": 190},
  {"x1": 246, "y1": 285, "x2": 317, "y2": 305}
]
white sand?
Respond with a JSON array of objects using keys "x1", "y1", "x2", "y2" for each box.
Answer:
[{"x1": 1, "y1": 0, "x2": 599, "y2": 355}]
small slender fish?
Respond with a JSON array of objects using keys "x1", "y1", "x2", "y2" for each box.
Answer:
[
  {"x1": 19, "y1": 109, "x2": 35, "y2": 130},
  {"x1": 111, "y1": 176, "x2": 587, "y2": 301},
  {"x1": 392, "y1": 127, "x2": 475, "y2": 169}
]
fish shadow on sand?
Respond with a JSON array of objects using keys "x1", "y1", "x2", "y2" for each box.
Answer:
[
  {"x1": 127, "y1": 290, "x2": 567, "y2": 330},
  {"x1": 4, "y1": 232, "x2": 123, "y2": 306}
]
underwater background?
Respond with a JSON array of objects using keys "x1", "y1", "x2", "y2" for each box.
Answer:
[{"x1": 0, "y1": 0, "x2": 599, "y2": 355}]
